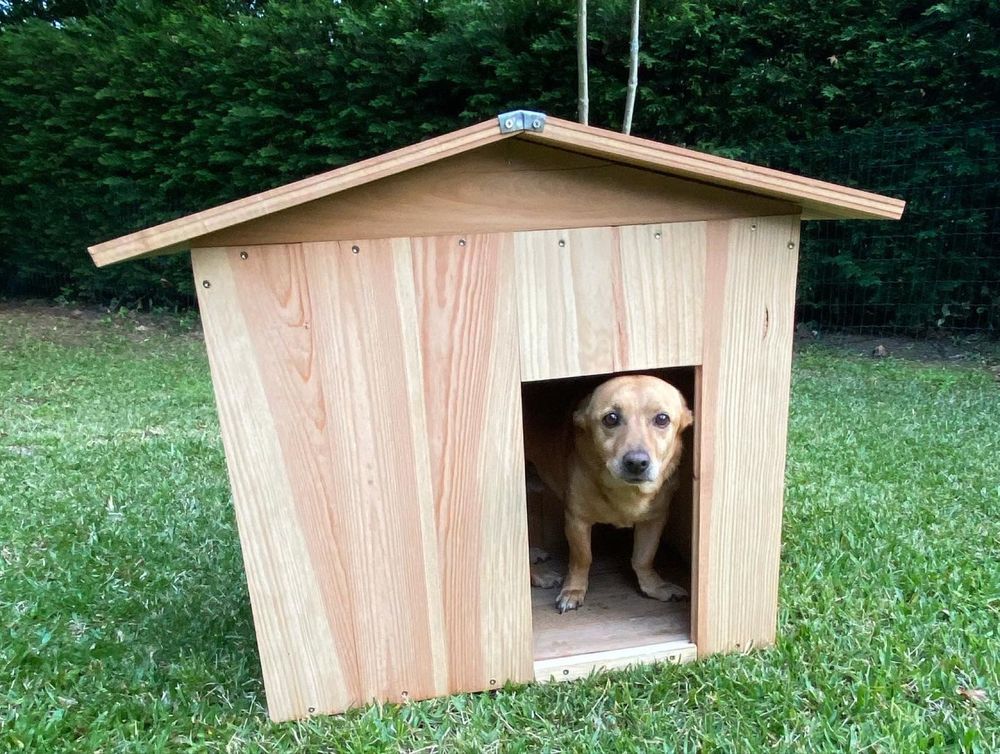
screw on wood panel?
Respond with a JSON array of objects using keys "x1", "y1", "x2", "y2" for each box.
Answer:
[
  {"x1": 787, "y1": 241, "x2": 796, "y2": 249},
  {"x1": 459, "y1": 238, "x2": 467, "y2": 246},
  {"x1": 654, "y1": 231, "x2": 662, "y2": 239},
  {"x1": 202, "y1": 280, "x2": 211, "y2": 288},
  {"x1": 352, "y1": 245, "x2": 360, "y2": 254},
  {"x1": 308, "y1": 706, "x2": 316, "y2": 713},
  {"x1": 489, "y1": 679, "x2": 497, "y2": 687},
  {"x1": 240, "y1": 251, "x2": 249, "y2": 260},
  {"x1": 558, "y1": 239, "x2": 566, "y2": 247},
  {"x1": 401, "y1": 690, "x2": 409, "y2": 701},
  {"x1": 751, "y1": 223, "x2": 758, "y2": 231},
  {"x1": 562, "y1": 669, "x2": 569, "y2": 676}
]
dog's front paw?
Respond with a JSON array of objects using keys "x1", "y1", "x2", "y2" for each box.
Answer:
[
  {"x1": 642, "y1": 580, "x2": 688, "y2": 602},
  {"x1": 556, "y1": 587, "x2": 586, "y2": 613},
  {"x1": 530, "y1": 563, "x2": 563, "y2": 588}
]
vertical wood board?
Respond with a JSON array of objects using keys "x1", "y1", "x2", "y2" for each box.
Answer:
[
  {"x1": 514, "y1": 222, "x2": 705, "y2": 381},
  {"x1": 409, "y1": 233, "x2": 533, "y2": 691},
  {"x1": 695, "y1": 215, "x2": 800, "y2": 654}
]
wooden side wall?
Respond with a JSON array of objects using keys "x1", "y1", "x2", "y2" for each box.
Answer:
[
  {"x1": 696, "y1": 215, "x2": 800, "y2": 654},
  {"x1": 192, "y1": 236, "x2": 532, "y2": 721}
]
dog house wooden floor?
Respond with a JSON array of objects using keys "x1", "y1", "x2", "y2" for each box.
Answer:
[{"x1": 523, "y1": 368, "x2": 698, "y2": 680}]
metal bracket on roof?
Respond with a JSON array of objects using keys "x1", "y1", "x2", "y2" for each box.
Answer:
[{"x1": 498, "y1": 110, "x2": 547, "y2": 134}]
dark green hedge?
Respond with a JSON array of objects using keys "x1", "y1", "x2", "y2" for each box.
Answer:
[{"x1": 1, "y1": 0, "x2": 997, "y2": 328}]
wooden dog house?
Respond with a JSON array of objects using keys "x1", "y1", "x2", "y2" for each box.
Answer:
[{"x1": 89, "y1": 111, "x2": 904, "y2": 721}]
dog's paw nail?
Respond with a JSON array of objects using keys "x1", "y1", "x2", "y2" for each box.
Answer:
[{"x1": 556, "y1": 589, "x2": 585, "y2": 612}]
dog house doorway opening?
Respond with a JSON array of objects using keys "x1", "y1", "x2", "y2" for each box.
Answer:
[{"x1": 521, "y1": 367, "x2": 697, "y2": 680}]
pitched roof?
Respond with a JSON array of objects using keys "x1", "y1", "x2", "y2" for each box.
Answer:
[{"x1": 88, "y1": 113, "x2": 905, "y2": 267}]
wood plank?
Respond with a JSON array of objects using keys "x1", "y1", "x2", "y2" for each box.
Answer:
[
  {"x1": 535, "y1": 641, "x2": 697, "y2": 682},
  {"x1": 528, "y1": 118, "x2": 906, "y2": 221},
  {"x1": 409, "y1": 233, "x2": 534, "y2": 691},
  {"x1": 616, "y1": 223, "x2": 705, "y2": 370},
  {"x1": 193, "y1": 142, "x2": 797, "y2": 248},
  {"x1": 695, "y1": 215, "x2": 801, "y2": 654},
  {"x1": 90, "y1": 120, "x2": 508, "y2": 266},
  {"x1": 514, "y1": 223, "x2": 705, "y2": 382},
  {"x1": 514, "y1": 227, "x2": 616, "y2": 381},
  {"x1": 193, "y1": 247, "x2": 360, "y2": 720}
]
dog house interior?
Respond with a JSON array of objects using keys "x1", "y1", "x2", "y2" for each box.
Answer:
[
  {"x1": 523, "y1": 367, "x2": 697, "y2": 677},
  {"x1": 88, "y1": 112, "x2": 904, "y2": 720}
]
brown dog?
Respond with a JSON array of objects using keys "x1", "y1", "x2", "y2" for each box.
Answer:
[{"x1": 524, "y1": 375, "x2": 692, "y2": 612}]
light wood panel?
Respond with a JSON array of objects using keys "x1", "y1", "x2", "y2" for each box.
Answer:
[
  {"x1": 408, "y1": 233, "x2": 534, "y2": 691},
  {"x1": 90, "y1": 117, "x2": 903, "y2": 268},
  {"x1": 695, "y1": 215, "x2": 801, "y2": 654},
  {"x1": 528, "y1": 118, "x2": 906, "y2": 221},
  {"x1": 514, "y1": 222, "x2": 705, "y2": 381},
  {"x1": 532, "y1": 558, "x2": 690, "y2": 660},
  {"x1": 534, "y1": 640, "x2": 697, "y2": 682},
  {"x1": 91, "y1": 120, "x2": 507, "y2": 266},
  {"x1": 192, "y1": 142, "x2": 797, "y2": 248},
  {"x1": 193, "y1": 235, "x2": 532, "y2": 720}
]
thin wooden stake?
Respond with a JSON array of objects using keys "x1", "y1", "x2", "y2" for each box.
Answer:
[
  {"x1": 577, "y1": 0, "x2": 589, "y2": 125},
  {"x1": 622, "y1": 0, "x2": 640, "y2": 135}
]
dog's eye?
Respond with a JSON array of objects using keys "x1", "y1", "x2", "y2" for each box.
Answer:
[
  {"x1": 653, "y1": 413, "x2": 671, "y2": 428},
  {"x1": 602, "y1": 412, "x2": 621, "y2": 428}
]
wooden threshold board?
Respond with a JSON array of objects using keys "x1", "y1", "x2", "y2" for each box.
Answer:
[{"x1": 531, "y1": 555, "x2": 693, "y2": 680}]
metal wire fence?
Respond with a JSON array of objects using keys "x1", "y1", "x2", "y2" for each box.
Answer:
[{"x1": 754, "y1": 120, "x2": 1000, "y2": 338}]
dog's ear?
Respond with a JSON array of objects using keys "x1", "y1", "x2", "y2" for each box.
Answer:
[
  {"x1": 572, "y1": 395, "x2": 591, "y2": 429},
  {"x1": 680, "y1": 406, "x2": 694, "y2": 431}
]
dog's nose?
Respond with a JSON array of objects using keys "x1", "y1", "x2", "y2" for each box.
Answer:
[{"x1": 622, "y1": 450, "x2": 650, "y2": 476}]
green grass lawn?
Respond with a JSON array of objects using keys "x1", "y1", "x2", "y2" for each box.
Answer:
[{"x1": 1, "y1": 304, "x2": 998, "y2": 753}]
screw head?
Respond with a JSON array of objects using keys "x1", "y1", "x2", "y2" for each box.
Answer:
[
  {"x1": 558, "y1": 239, "x2": 566, "y2": 247},
  {"x1": 239, "y1": 251, "x2": 249, "y2": 260},
  {"x1": 202, "y1": 280, "x2": 211, "y2": 289},
  {"x1": 654, "y1": 232, "x2": 662, "y2": 239},
  {"x1": 459, "y1": 238, "x2": 467, "y2": 246},
  {"x1": 751, "y1": 223, "x2": 758, "y2": 231},
  {"x1": 504, "y1": 118, "x2": 515, "y2": 129},
  {"x1": 787, "y1": 241, "x2": 796, "y2": 249},
  {"x1": 351, "y1": 245, "x2": 360, "y2": 254}
]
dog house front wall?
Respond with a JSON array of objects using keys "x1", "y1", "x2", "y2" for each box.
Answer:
[{"x1": 191, "y1": 215, "x2": 800, "y2": 718}]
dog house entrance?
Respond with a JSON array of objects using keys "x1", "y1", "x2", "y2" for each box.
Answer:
[{"x1": 522, "y1": 367, "x2": 697, "y2": 680}]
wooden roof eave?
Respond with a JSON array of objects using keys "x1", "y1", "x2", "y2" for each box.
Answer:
[{"x1": 88, "y1": 115, "x2": 905, "y2": 268}]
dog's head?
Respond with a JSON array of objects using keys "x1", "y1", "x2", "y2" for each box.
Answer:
[{"x1": 573, "y1": 375, "x2": 692, "y2": 490}]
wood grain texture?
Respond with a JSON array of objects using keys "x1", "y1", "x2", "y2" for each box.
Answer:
[
  {"x1": 192, "y1": 142, "x2": 797, "y2": 249},
  {"x1": 409, "y1": 233, "x2": 533, "y2": 691},
  {"x1": 514, "y1": 222, "x2": 705, "y2": 381},
  {"x1": 91, "y1": 120, "x2": 507, "y2": 266},
  {"x1": 90, "y1": 118, "x2": 902, "y2": 267},
  {"x1": 528, "y1": 118, "x2": 906, "y2": 221},
  {"x1": 695, "y1": 215, "x2": 801, "y2": 654},
  {"x1": 534, "y1": 640, "x2": 696, "y2": 682},
  {"x1": 532, "y1": 559, "x2": 690, "y2": 660},
  {"x1": 193, "y1": 235, "x2": 532, "y2": 720}
]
